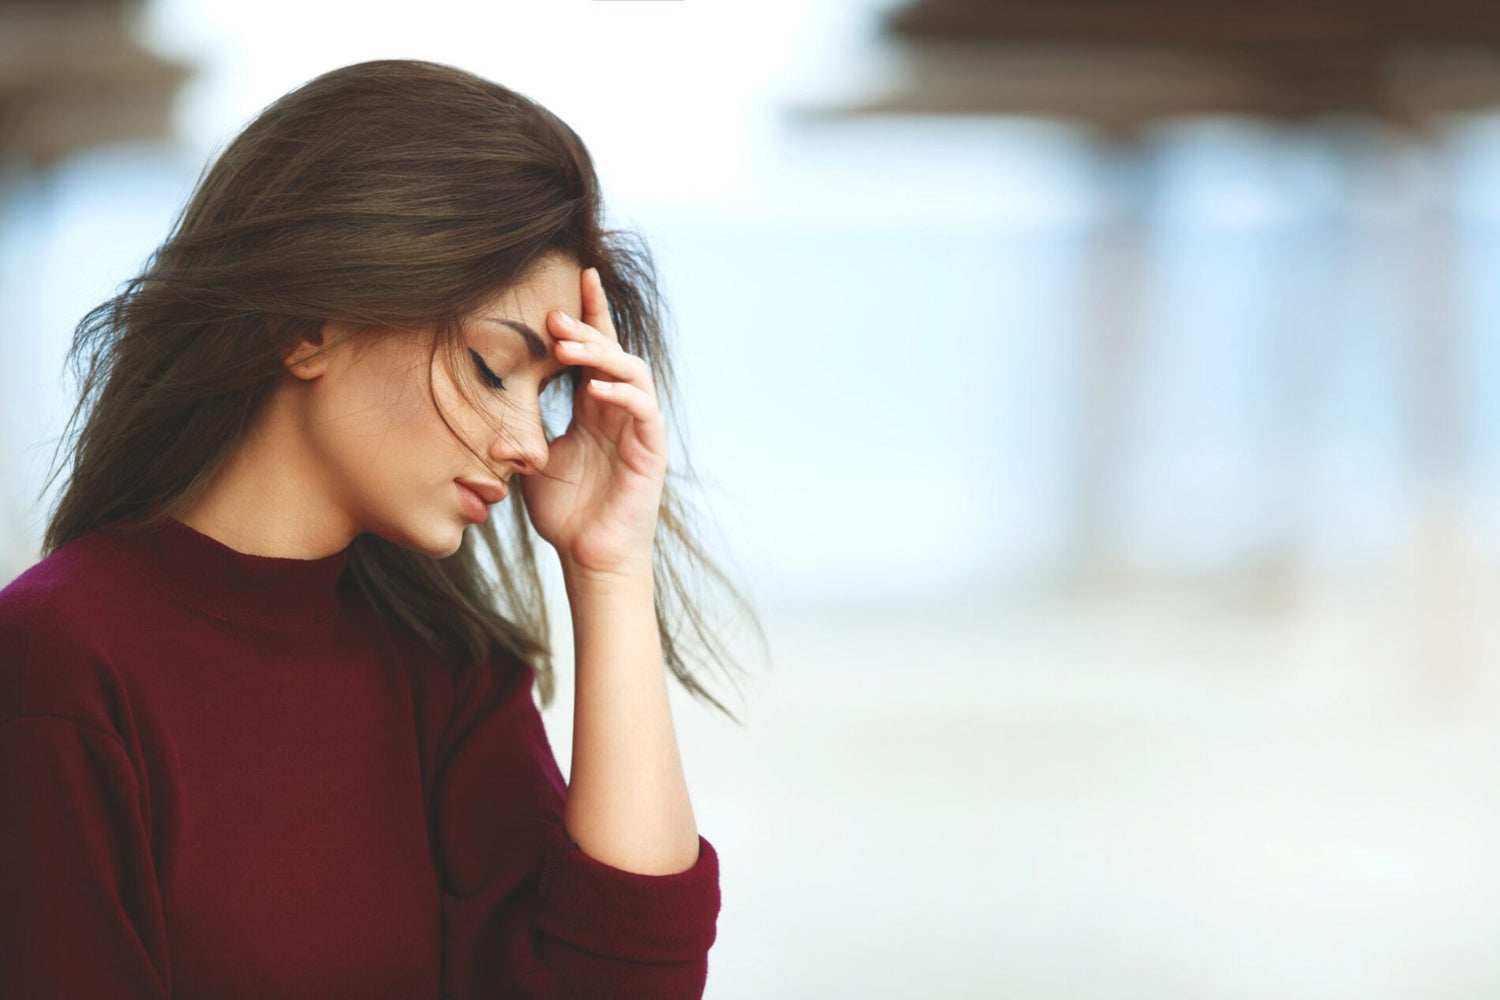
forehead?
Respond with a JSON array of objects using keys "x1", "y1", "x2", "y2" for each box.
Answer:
[{"x1": 480, "y1": 255, "x2": 584, "y2": 324}]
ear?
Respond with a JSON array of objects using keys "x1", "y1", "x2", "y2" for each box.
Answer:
[{"x1": 279, "y1": 320, "x2": 346, "y2": 381}]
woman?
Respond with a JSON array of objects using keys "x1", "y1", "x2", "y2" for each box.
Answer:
[{"x1": 0, "y1": 59, "x2": 759, "y2": 999}]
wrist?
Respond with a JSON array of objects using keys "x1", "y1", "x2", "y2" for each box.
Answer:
[{"x1": 559, "y1": 556, "x2": 655, "y2": 594}]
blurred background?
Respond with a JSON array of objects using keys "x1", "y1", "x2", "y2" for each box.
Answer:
[{"x1": 3, "y1": 0, "x2": 1500, "y2": 997}]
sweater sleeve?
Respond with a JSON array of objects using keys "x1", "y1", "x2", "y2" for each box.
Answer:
[
  {"x1": 0, "y1": 715, "x2": 172, "y2": 998},
  {"x1": 431, "y1": 651, "x2": 720, "y2": 1000}
]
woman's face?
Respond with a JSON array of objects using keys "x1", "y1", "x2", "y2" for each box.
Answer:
[{"x1": 295, "y1": 254, "x2": 581, "y2": 558}]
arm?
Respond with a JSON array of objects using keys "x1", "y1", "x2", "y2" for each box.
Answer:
[
  {"x1": 0, "y1": 715, "x2": 172, "y2": 997},
  {"x1": 433, "y1": 647, "x2": 720, "y2": 1000},
  {"x1": 559, "y1": 561, "x2": 700, "y2": 876},
  {"x1": 0, "y1": 586, "x2": 172, "y2": 997},
  {"x1": 441, "y1": 262, "x2": 718, "y2": 998}
]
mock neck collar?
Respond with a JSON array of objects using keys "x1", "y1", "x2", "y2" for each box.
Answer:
[{"x1": 131, "y1": 501, "x2": 354, "y2": 630}]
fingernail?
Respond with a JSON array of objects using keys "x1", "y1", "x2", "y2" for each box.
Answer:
[{"x1": 555, "y1": 311, "x2": 574, "y2": 330}]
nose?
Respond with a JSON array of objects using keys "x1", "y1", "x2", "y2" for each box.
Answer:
[{"x1": 487, "y1": 409, "x2": 549, "y2": 477}]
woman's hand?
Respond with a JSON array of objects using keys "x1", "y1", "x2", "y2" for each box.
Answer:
[{"x1": 518, "y1": 267, "x2": 666, "y2": 580}]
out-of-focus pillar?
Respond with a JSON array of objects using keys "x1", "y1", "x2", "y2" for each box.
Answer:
[{"x1": 0, "y1": 0, "x2": 192, "y2": 578}]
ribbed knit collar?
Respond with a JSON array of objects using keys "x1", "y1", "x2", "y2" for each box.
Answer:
[{"x1": 134, "y1": 501, "x2": 354, "y2": 630}]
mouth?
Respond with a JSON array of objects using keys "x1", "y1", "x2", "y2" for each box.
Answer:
[
  {"x1": 456, "y1": 477, "x2": 508, "y2": 504},
  {"x1": 455, "y1": 479, "x2": 507, "y2": 522}
]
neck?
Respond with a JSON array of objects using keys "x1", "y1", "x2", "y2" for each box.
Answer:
[{"x1": 179, "y1": 396, "x2": 358, "y2": 560}]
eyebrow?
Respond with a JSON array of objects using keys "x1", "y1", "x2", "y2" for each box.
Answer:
[
  {"x1": 480, "y1": 317, "x2": 551, "y2": 361},
  {"x1": 477, "y1": 316, "x2": 572, "y2": 388}
]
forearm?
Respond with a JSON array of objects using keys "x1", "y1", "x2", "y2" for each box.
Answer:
[{"x1": 559, "y1": 563, "x2": 700, "y2": 876}]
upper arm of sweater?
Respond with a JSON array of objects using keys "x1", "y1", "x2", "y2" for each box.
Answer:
[
  {"x1": 431, "y1": 651, "x2": 721, "y2": 1000},
  {"x1": 0, "y1": 575, "x2": 172, "y2": 997}
]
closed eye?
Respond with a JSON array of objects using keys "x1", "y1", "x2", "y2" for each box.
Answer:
[
  {"x1": 469, "y1": 348, "x2": 506, "y2": 391},
  {"x1": 470, "y1": 348, "x2": 574, "y2": 395}
]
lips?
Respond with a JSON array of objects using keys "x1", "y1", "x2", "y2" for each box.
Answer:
[{"x1": 456, "y1": 478, "x2": 508, "y2": 505}]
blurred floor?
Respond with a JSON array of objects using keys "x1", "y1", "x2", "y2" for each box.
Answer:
[{"x1": 535, "y1": 557, "x2": 1500, "y2": 999}]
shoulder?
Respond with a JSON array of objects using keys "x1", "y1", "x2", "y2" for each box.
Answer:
[
  {"x1": 0, "y1": 531, "x2": 136, "y2": 733},
  {"x1": 453, "y1": 641, "x2": 537, "y2": 709},
  {"x1": 0, "y1": 531, "x2": 124, "y2": 648}
]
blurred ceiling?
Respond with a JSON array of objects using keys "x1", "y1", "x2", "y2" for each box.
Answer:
[
  {"x1": 0, "y1": 0, "x2": 193, "y2": 171},
  {"x1": 818, "y1": 0, "x2": 1500, "y2": 131}
]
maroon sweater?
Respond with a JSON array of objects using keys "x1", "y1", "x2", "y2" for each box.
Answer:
[{"x1": 0, "y1": 510, "x2": 720, "y2": 998}]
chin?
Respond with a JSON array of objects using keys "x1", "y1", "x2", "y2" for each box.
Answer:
[
  {"x1": 376, "y1": 511, "x2": 469, "y2": 561},
  {"x1": 432, "y1": 522, "x2": 470, "y2": 560}
]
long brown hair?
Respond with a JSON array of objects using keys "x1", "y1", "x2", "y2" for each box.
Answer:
[{"x1": 38, "y1": 59, "x2": 762, "y2": 723}]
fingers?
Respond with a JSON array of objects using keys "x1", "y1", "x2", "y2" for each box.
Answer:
[
  {"x1": 546, "y1": 267, "x2": 618, "y2": 347},
  {"x1": 580, "y1": 266, "x2": 618, "y2": 344},
  {"x1": 547, "y1": 308, "x2": 590, "y2": 342},
  {"x1": 586, "y1": 378, "x2": 662, "y2": 430},
  {"x1": 553, "y1": 338, "x2": 651, "y2": 393},
  {"x1": 548, "y1": 267, "x2": 657, "y2": 418}
]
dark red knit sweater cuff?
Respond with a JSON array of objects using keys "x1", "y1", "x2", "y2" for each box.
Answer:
[{"x1": 533, "y1": 821, "x2": 720, "y2": 963}]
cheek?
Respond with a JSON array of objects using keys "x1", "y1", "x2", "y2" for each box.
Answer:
[
  {"x1": 428, "y1": 357, "x2": 494, "y2": 446},
  {"x1": 310, "y1": 355, "x2": 451, "y2": 489}
]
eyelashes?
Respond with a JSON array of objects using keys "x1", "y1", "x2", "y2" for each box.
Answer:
[
  {"x1": 468, "y1": 347, "x2": 575, "y2": 395},
  {"x1": 469, "y1": 348, "x2": 506, "y2": 391}
]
